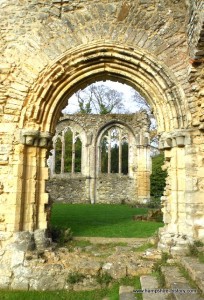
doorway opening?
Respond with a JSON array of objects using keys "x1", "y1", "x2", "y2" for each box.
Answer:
[{"x1": 46, "y1": 80, "x2": 163, "y2": 206}]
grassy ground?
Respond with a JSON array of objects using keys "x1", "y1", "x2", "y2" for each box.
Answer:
[
  {"x1": 0, "y1": 205, "x2": 162, "y2": 299},
  {"x1": 0, "y1": 276, "x2": 142, "y2": 300},
  {"x1": 51, "y1": 204, "x2": 163, "y2": 238}
]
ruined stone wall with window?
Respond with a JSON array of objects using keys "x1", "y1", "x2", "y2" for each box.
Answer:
[
  {"x1": 0, "y1": 2, "x2": 204, "y2": 289},
  {"x1": 46, "y1": 112, "x2": 151, "y2": 204}
]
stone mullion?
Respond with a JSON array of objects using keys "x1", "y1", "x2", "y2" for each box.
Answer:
[
  {"x1": 118, "y1": 130, "x2": 122, "y2": 174},
  {"x1": 108, "y1": 131, "x2": 111, "y2": 174},
  {"x1": 72, "y1": 131, "x2": 75, "y2": 174},
  {"x1": 61, "y1": 131, "x2": 65, "y2": 174}
]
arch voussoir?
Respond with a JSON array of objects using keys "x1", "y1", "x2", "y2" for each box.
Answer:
[{"x1": 21, "y1": 43, "x2": 187, "y2": 135}]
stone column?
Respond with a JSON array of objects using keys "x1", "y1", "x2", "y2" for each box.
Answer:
[
  {"x1": 16, "y1": 130, "x2": 52, "y2": 232},
  {"x1": 158, "y1": 129, "x2": 204, "y2": 255},
  {"x1": 136, "y1": 144, "x2": 151, "y2": 204},
  {"x1": 88, "y1": 134, "x2": 96, "y2": 204}
]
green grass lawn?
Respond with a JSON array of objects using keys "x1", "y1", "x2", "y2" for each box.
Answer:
[
  {"x1": 0, "y1": 276, "x2": 142, "y2": 300},
  {"x1": 51, "y1": 204, "x2": 163, "y2": 238}
]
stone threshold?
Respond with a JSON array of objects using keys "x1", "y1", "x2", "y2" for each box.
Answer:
[{"x1": 73, "y1": 236, "x2": 149, "y2": 244}]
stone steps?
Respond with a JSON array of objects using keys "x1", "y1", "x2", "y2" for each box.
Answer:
[
  {"x1": 161, "y1": 265, "x2": 204, "y2": 300},
  {"x1": 119, "y1": 286, "x2": 136, "y2": 300},
  {"x1": 140, "y1": 275, "x2": 169, "y2": 300},
  {"x1": 180, "y1": 257, "x2": 204, "y2": 294}
]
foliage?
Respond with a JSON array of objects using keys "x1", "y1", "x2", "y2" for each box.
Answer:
[
  {"x1": 131, "y1": 90, "x2": 151, "y2": 113},
  {"x1": 64, "y1": 130, "x2": 72, "y2": 172},
  {"x1": 95, "y1": 272, "x2": 113, "y2": 287},
  {"x1": 150, "y1": 153, "x2": 167, "y2": 198},
  {"x1": 110, "y1": 143, "x2": 119, "y2": 173},
  {"x1": 51, "y1": 204, "x2": 163, "y2": 238},
  {"x1": 188, "y1": 243, "x2": 199, "y2": 257},
  {"x1": 131, "y1": 90, "x2": 159, "y2": 147},
  {"x1": 194, "y1": 240, "x2": 204, "y2": 247},
  {"x1": 188, "y1": 241, "x2": 204, "y2": 263},
  {"x1": 199, "y1": 253, "x2": 204, "y2": 263},
  {"x1": 55, "y1": 130, "x2": 82, "y2": 174},
  {"x1": 147, "y1": 197, "x2": 161, "y2": 209},
  {"x1": 152, "y1": 252, "x2": 169, "y2": 288},
  {"x1": 76, "y1": 84, "x2": 125, "y2": 114},
  {"x1": 55, "y1": 138, "x2": 62, "y2": 174},
  {"x1": 122, "y1": 141, "x2": 128, "y2": 174},
  {"x1": 75, "y1": 138, "x2": 82, "y2": 172},
  {"x1": 67, "y1": 272, "x2": 85, "y2": 284},
  {"x1": 100, "y1": 134, "x2": 128, "y2": 174},
  {"x1": 133, "y1": 242, "x2": 154, "y2": 252},
  {"x1": 51, "y1": 226, "x2": 73, "y2": 246},
  {"x1": 178, "y1": 265, "x2": 200, "y2": 290}
]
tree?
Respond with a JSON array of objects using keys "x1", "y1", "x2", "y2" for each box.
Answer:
[
  {"x1": 76, "y1": 84, "x2": 125, "y2": 114},
  {"x1": 131, "y1": 90, "x2": 159, "y2": 149},
  {"x1": 55, "y1": 138, "x2": 62, "y2": 174},
  {"x1": 131, "y1": 90, "x2": 151, "y2": 113},
  {"x1": 150, "y1": 153, "x2": 167, "y2": 198},
  {"x1": 122, "y1": 141, "x2": 128, "y2": 174}
]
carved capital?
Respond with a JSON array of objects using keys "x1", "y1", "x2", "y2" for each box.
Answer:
[
  {"x1": 39, "y1": 132, "x2": 53, "y2": 148},
  {"x1": 21, "y1": 130, "x2": 39, "y2": 146},
  {"x1": 21, "y1": 130, "x2": 53, "y2": 148},
  {"x1": 159, "y1": 130, "x2": 192, "y2": 150}
]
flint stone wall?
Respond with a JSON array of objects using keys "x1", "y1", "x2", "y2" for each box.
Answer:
[
  {"x1": 46, "y1": 173, "x2": 138, "y2": 204},
  {"x1": 0, "y1": 0, "x2": 203, "y2": 288}
]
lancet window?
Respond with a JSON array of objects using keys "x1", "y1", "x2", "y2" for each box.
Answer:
[
  {"x1": 53, "y1": 128, "x2": 82, "y2": 174},
  {"x1": 99, "y1": 126, "x2": 129, "y2": 175}
]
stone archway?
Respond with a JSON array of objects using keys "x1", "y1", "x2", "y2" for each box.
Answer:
[
  {"x1": 20, "y1": 43, "x2": 188, "y2": 134},
  {"x1": 14, "y1": 43, "x2": 194, "y2": 253},
  {"x1": 0, "y1": 1, "x2": 203, "y2": 261}
]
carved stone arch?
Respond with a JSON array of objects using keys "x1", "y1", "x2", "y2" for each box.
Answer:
[
  {"x1": 96, "y1": 120, "x2": 137, "y2": 143},
  {"x1": 20, "y1": 43, "x2": 188, "y2": 135}
]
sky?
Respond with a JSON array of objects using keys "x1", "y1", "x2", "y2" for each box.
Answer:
[{"x1": 62, "y1": 80, "x2": 144, "y2": 114}]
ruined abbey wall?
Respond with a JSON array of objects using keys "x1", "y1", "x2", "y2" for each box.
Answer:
[
  {"x1": 46, "y1": 112, "x2": 151, "y2": 204},
  {"x1": 0, "y1": 0, "x2": 203, "y2": 290}
]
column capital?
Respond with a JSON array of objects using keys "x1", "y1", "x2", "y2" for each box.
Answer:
[
  {"x1": 20, "y1": 130, "x2": 53, "y2": 148},
  {"x1": 159, "y1": 129, "x2": 195, "y2": 150}
]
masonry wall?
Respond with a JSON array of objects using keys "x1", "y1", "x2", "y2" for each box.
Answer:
[
  {"x1": 96, "y1": 174, "x2": 138, "y2": 204},
  {"x1": 47, "y1": 113, "x2": 151, "y2": 205},
  {"x1": 0, "y1": 1, "x2": 203, "y2": 287},
  {"x1": 46, "y1": 173, "x2": 139, "y2": 205},
  {"x1": 46, "y1": 175, "x2": 88, "y2": 204}
]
